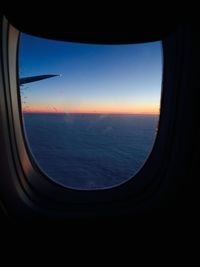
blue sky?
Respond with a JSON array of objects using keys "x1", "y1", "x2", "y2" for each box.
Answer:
[{"x1": 19, "y1": 33, "x2": 162, "y2": 114}]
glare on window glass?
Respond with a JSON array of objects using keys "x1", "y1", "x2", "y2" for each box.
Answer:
[{"x1": 19, "y1": 33, "x2": 162, "y2": 189}]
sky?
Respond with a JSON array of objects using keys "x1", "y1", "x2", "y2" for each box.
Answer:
[{"x1": 19, "y1": 33, "x2": 162, "y2": 114}]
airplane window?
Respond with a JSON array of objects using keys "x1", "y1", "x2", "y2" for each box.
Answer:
[{"x1": 19, "y1": 33, "x2": 162, "y2": 190}]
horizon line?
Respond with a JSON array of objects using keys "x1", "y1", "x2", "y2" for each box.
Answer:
[{"x1": 22, "y1": 111, "x2": 159, "y2": 115}]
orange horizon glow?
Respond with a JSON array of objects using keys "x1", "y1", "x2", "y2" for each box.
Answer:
[{"x1": 22, "y1": 104, "x2": 160, "y2": 115}]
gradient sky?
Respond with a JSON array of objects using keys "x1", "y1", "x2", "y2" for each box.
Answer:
[{"x1": 19, "y1": 33, "x2": 162, "y2": 114}]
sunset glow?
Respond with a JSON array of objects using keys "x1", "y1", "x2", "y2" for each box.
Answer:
[{"x1": 22, "y1": 103, "x2": 159, "y2": 114}]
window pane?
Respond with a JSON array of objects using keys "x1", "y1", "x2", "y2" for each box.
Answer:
[{"x1": 19, "y1": 33, "x2": 162, "y2": 189}]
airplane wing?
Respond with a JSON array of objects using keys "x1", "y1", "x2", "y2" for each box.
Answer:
[{"x1": 19, "y1": 74, "x2": 60, "y2": 85}]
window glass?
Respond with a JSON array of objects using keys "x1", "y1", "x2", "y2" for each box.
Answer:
[{"x1": 19, "y1": 33, "x2": 162, "y2": 189}]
